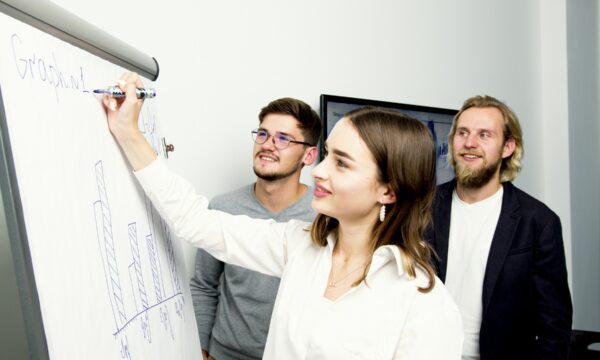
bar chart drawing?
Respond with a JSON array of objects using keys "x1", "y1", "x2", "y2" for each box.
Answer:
[
  {"x1": 92, "y1": 160, "x2": 185, "y2": 358},
  {"x1": 120, "y1": 336, "x2": 131, "y2": 360},
  {"x1": 94, "y1": 160, "x2": 127, "y2": 330},
  {"x1": 127, "y1": 222, "x2": 152, "y2": 343}
]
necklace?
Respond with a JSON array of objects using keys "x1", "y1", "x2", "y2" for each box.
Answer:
[{"x1": 328, "y1": 264, "x2": 367, "y2": 288}]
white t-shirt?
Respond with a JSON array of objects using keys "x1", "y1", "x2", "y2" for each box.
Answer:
[
  {"x1": 445, "y1": 188, "x2": 503, "y2": 359},
  {"x1": 135, "y1": 159, "x2": 463, "y2": 360}
]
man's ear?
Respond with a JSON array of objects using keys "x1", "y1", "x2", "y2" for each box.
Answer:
[
  {"x1": 502, "y1": 138, "x2": 516, "y2": 159},
  {"x1": 303, "y1": 147, "x2": 318, "y2": 166},
  {"x1": 379, "y1": 185, "x2": 397, "y2": 205}
]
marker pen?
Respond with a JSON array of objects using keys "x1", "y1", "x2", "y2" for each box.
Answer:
[{"x1": 93, "y1": 86, "x2": 156, "y2": 99}]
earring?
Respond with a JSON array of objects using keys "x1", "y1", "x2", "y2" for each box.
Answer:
[{"x1": 379, "y1": 204, "x2": 386, "y2": 222}]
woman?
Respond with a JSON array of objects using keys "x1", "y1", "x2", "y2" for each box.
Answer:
[{"x1": 105, "y1": 73, "x2": 462, "y2": 359}]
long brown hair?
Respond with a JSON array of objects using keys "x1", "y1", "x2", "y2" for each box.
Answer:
[{"x1": 310, "y1": 107, "x2": 437, "y2": 292}]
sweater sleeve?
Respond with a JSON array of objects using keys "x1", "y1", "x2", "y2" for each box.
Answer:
[{"x1": 189, "y1": 248, "x2": 223, "y2": 351}]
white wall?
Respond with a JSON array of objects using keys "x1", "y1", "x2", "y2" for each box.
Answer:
[
  {"x1": 539, "y1": 0, "x2": 572, "y2": 286},
  {"x1": 49, "y1": 0, "x2": 597, "y2": 330}
]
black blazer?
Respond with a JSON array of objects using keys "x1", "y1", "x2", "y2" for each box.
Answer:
[{"x1": 429, "y1": 180, "x2": 572, "y2": 360}]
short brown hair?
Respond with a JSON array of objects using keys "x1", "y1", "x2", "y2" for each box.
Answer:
[{"x1": 258, "y1": 97, "x2": 322, "y2": 146}]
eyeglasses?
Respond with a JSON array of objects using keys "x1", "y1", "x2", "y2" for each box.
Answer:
[{"x1": 251, "y1": 129, "x2": 312, "y2": 149}]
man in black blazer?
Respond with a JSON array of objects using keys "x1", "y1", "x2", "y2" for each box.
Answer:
[{"x1": 428, "y1": 95, "x2": 572, "y2": 359}]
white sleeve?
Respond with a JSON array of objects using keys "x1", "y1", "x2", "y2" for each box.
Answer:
[
  {"x1": 134, "y1": 159, "x2": 311, "y2": 278},
  {"x1": 393, "y1": 280, "x2": 464, "y2": 359}
]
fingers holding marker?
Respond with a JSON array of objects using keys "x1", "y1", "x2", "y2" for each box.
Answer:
[
  {"x1": 118, "y1": 72, "x2": 145, "y2": 105},
  {"x1": 122, "y1": 71, "x2": 142, "y2": 87},
  {"x1": 102, "y1": 95, "x2": 118, "y2": 111},
  {"x1": 117, "y1": 76, "x2": 137, "y2": 103},
  {"x1": 99, "y1": 72, "x2": 153, "y2": 114},
  {"x1": 99, "y1": 72, "x2": 151, "y2": 142}
]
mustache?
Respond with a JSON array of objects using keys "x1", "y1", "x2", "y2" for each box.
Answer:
[{"x1": 255, "y1": 151, "x2": 279, "y2": 160}]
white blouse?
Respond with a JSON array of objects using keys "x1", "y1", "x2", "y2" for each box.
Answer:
[{"x1": 135, "y1": 159, "x2": 463, "y2": 359}]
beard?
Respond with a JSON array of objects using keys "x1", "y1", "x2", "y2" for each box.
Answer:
[
  {"x1": 454, "y1": 153, "x2": 502, "y2": 189},
  {"x1": 253, "y1": 157, "x2": 304, "y2": 182}
]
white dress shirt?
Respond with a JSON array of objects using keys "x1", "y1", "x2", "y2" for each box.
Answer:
[{"x1": 135, "y1": 159, "x2": 463, "y2": 359}]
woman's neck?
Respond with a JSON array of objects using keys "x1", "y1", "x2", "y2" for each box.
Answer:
[{"x1": 335, "y1": 223, "x2": 372, "y2": 263}]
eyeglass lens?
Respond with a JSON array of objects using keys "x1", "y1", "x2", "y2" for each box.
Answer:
[{"x1": 252, "y1": 130, "x2": 292, "y2": 149}]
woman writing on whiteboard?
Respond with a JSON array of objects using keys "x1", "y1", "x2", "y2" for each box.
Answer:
[{"x1": 104, "y1": 73, "x2": 463, "y2": 359}]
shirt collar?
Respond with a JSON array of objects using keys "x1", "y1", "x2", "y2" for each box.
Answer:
[{"x1": 370, "y1": 245, "x2": 405, "y2": 278}]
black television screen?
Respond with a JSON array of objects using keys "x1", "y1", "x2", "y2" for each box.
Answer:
[{"x1": 319, "y1": 94, "x2": 456, "y2": 185}]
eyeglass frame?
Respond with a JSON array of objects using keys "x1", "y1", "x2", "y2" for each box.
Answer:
[{"x1": 251, "y1": 128, "x2": 313, "y2": 149}]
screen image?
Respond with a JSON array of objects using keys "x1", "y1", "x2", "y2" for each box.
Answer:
[{"x1": 320, "y1": 95, "x2": 456, "y2": 185}]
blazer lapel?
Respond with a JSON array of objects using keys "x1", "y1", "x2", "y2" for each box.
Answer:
[
  {"x1": 481, "y1": 182, "x2": 521, "y2": 317},
  {"x1": 434, "y1": 181, "x2": 454, "y2": 282}
]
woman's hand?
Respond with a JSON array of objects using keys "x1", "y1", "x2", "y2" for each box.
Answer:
[
  {"x1": 102, "y1": 72, "x2": 144, "y2": 142},
  {"x1": 101, "y1": 72, "x2": 157, "y2": 170}
]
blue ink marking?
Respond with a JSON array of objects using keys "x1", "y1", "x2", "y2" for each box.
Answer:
[
  {"x1": 126, "y1": 223, "x2": 152, "y2": 342},
  {"x1": 175, "y1": 298, "x2": 184, "y2": 320},
  {"x1": 146, "y1": 234, "x2": 163, "y2": 302},
  {"x1": 160, "y1": 306, "x2": 168, "y2": 331},
  {"x1": 139, "y1": 107, "x2": 159, "y2": 152},
  {"x1": 161, "y1": 305, "x2": 175, "y2": 340},
  {"x1": 90, "y1": 161, "x2": 185, "y2": 346},
  {"x1": 128, "y1": 223, "x2": 149, "y2": 310},
  {"x1": 112, "y1": 292, "x2": 183, "y2": 336},
  {"x1": 128, "y1": 262, "x2": 139, "y2": 313},
  {"x1": 94, "y1": 160, "x2": 127, "y2": 328},
  {"x1": 11, "y1": 33, "x2": 88, "y2": 103},
  {"x1": 140, "y1": 313, "x2": 152, "y2": 343},
  {"x1": 120, "y1": 335, "x2": 131, "y2": 359},
  {"x1": 162, "y1": 220, "x2": 181, "y2": 294},
  {"x1": 94, "y1": 200, "x2": 120, "y2": 330},
  {"x1": 144, "y1": 195, "x2": 168, "y2": 297}
]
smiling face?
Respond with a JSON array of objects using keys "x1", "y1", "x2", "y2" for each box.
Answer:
[
  {"x1": 252, "y1": 113, "x2": 310, "y2": 181},
  {"x1": 311, "y1": 118, "x2": 390, "y2": 224},
  {"x1": 452, "y1": 107, "x2": 515, "y2": 188}
]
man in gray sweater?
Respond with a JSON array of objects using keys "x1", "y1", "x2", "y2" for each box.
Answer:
[{"x1": 190, "y1": 98, "x2": 322, "y2": 360}]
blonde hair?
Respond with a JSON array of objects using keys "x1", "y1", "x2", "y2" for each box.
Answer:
[{"x1": 447, "y1": 95, "x2": 524, "y2": 182}]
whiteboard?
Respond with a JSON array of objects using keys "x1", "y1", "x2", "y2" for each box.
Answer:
[{"x1": 0, "y1": 8, "x2": 200, "y2": 360}]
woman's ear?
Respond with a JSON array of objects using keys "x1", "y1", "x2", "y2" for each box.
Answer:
[{"x1": 379, "y1": 185, "x2": 396, "y2": 205}]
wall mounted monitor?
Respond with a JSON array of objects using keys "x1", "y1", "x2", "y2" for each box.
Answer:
[{"x1": 320, "y1": 94, "x2": 457, "y2": 184}]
